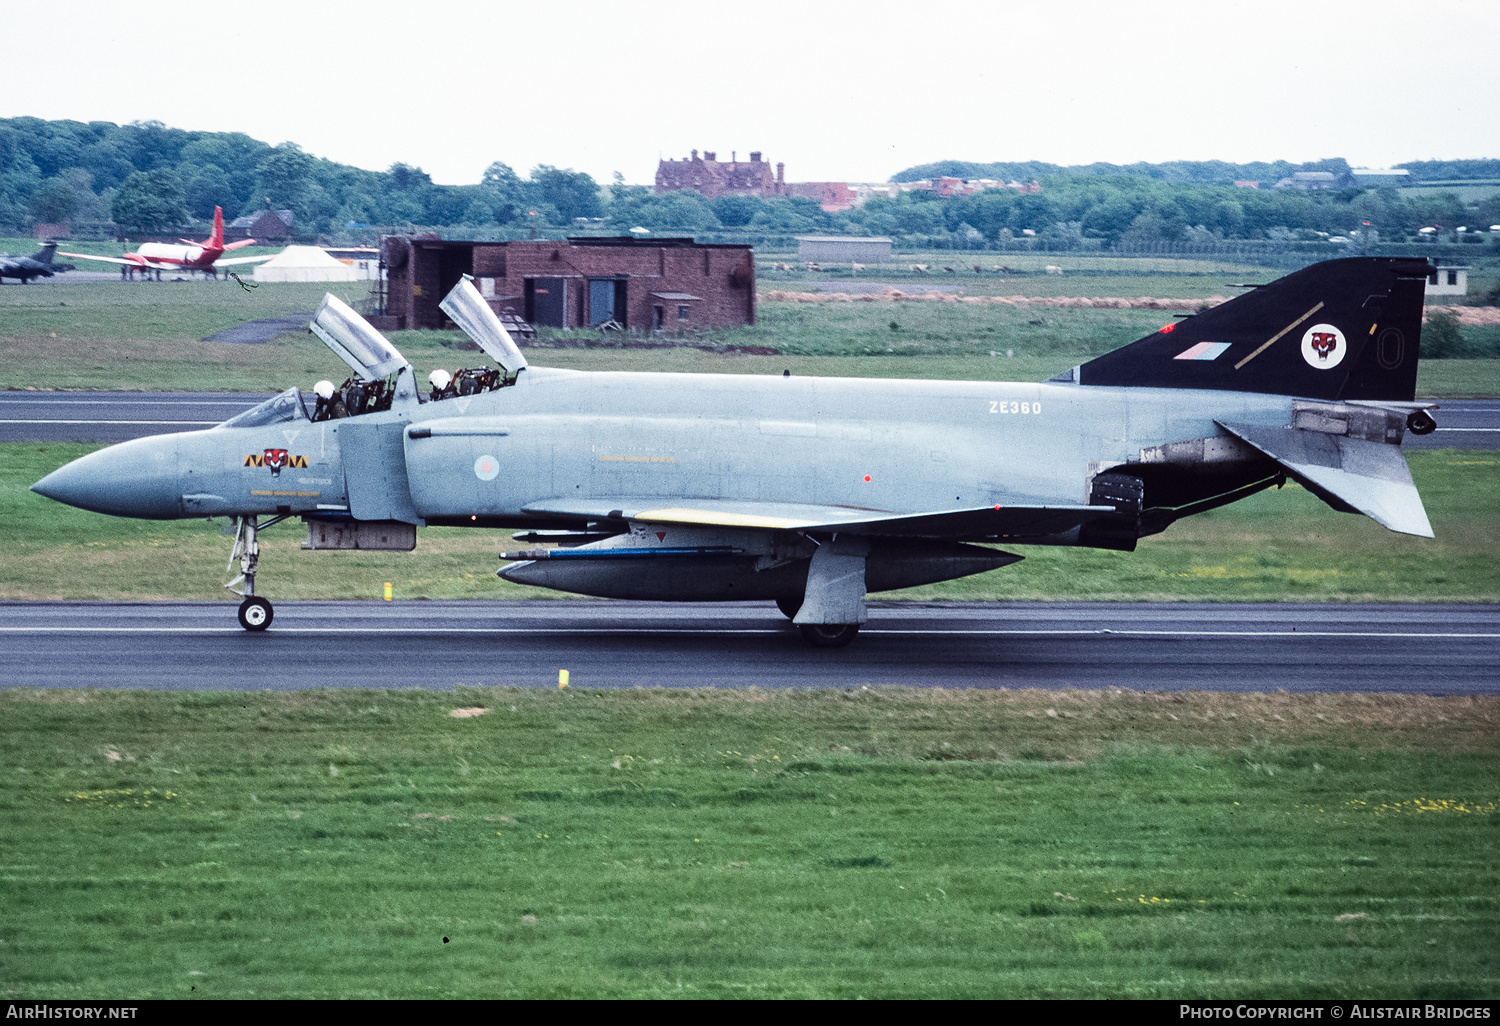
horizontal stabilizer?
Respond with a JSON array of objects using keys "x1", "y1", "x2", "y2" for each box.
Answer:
[
  {"x1": 521, "y1": 497, "x2": 1114, "y2": 540},
  {"x1": 1216, "y1": 421, "x2": 1432, "y2": 537}
]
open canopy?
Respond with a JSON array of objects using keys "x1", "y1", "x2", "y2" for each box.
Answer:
[
  {"x1": 309, "y1": 294, "x2": 409, "y2": 381},
  {"x1": 439, "y1": 275, "x2": 528, "y2": 376}
]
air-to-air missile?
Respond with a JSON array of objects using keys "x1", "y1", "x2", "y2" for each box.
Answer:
[{"x1": 33, "y1": 258, "x2": 1439, "y2": 646}]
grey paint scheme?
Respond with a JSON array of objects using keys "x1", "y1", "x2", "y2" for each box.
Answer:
[
  {"x1": 30, "y1": 261, "x2": 1434, "y2": 639},
  {"x1": 39, "y1": 369, "x2": 1304, "y2": 523}
]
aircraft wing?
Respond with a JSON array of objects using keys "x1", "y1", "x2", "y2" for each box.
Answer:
[
  {"x1": 521, "y1": 497, "x2": 1114, "y2": 540},
  {"x1": 56, "y1": 251, "x2": 135, "y2": 266},
  {"x1": 214, "y1": 254, "x2": 277, "y2": 266}
]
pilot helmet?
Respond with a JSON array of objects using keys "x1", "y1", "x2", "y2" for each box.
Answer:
[
  {"x1": 313, "y1": 380, "x2": 335, "y2": 400},
  {"x1": 429, "y1": 369, "x2": 453, "y2": 390}
]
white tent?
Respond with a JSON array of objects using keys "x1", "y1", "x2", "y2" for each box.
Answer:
[{"x1": 253, "y1": 246, "x2": 359, "y2": 283}]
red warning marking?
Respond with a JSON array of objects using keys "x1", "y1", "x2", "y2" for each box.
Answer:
[
  {"x1": 656, "y1": 531, "x2": 667, "y2": 542},
  {"x1": 1159, "y1": 322, "x2": 1176, "y2": 333},
  {"x1": 863, "y1": 475, "x2": 872, "y2": 482},
  {"x1": 994, "y1": 504, "x2": 1001, "y2": 510}
]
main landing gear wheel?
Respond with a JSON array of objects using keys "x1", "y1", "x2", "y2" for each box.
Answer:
[
  {"x1": 776, "y1": 596, "x2": 803, "y2": 619},
  {"x1": 238, "y1": 596, "x2": 273, "y2": 631},
  {"x1": 798, "y1": 623, "x2": 860, "y2": 648}
]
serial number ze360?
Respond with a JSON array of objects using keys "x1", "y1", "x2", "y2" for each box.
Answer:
[{"x1": 990, "y1": 400, "x2": 1042, "y2": 415}]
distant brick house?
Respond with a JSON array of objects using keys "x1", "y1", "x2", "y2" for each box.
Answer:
[
  {"x1": 656, "y1": 150, "x2": 783, "y2": 199},
  {"x1": 225, "y1": 208, "x2": 294, "y2": 242},
  {"x1": 655, "y1": 150, "x2": 855, "y2": 211},
  {"x1": 380, "y1": 236, "x2": 756, "y2": 332}
]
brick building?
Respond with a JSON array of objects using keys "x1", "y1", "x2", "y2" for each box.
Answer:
[
  {"x1": 380, "y1": 236, "x2": 756, "y2": 332},
  {"x1": 655, "y1": 150, "x2": 784, "y2": 199},
  {"x1": 783, "y1": 182, "x2": 856, "y2": 212},
  {"x1": 655, "y1": 151, "x2": 861, "y2": 213},
  {"x1": 225, "y1": 208, "x2": 294, "y2": 242}
]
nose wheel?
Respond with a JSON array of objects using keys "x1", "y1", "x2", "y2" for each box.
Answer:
[
  {"x1": 238, "y1": 596, "x2": 274, "y2": 631},
  {"x1": 225, "y1": 514, "x2": 288, "y2": 631}
]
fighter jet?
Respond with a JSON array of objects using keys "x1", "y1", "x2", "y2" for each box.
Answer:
[
  {"x1": 57, "y1": 207, "x2": 274, "y2": 280},
  {"x1": 0, "y1": 241, "x2": 61, "y2": 284},
  {"x1": 32, "y1": 257, "x2": 1439, "y2": 645}
]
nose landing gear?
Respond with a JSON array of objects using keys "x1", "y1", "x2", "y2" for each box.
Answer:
[{"x1": 225, "y1": 514, "x2": 290, "y2": 631}]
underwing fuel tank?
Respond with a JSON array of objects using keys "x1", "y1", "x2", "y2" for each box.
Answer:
[{"x1": 499, "y1": 538, "x2": 1021, "y2": 601}]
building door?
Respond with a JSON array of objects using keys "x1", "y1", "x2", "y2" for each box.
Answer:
[
  {"x1": 527, "y1": 278, "x2": 567, "y2": 327},
  {"x1": 588, "y1": 278, "x2": 626, "y2": 327}
]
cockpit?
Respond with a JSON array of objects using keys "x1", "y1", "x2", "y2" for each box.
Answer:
[
  {"x1": 219, "y1": 278, "x2": 529, "y2": 429},
  {"x1": 219, "y1": 387, "x2": 310, "y2": 429},
  {"x1": 326, "y1": 278, "x2": 526, "y2": 413}
]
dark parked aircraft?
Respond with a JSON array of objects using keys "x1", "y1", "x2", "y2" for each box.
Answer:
[
  {"x1": 33, "y1": 257, "x2": 1440, "y2": 645},
  {"x1": 0, "y1": 241, "x2": 60, "y2": 284}
]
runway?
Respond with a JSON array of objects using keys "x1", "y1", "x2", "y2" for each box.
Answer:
[
  {"x1": 1, "y1": 600, "x2": 1494, "y2": 694},
  {"x1": 2, "y1": 391, "x2": 1495, "y2": 446},
  {"x1": 0, "y1": 391, "x2": 268, "y2": 442}
]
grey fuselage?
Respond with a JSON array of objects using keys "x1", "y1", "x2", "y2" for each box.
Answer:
[{"x1": 38, "y1": 366, "x2": 1299, "y2": 529}]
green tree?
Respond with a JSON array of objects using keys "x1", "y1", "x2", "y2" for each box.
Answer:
[
  {"x1": 710, "y1": 194, "x2": 763, "y2": 228},
  {"x1": 29, "y1": 176, "x2": 78, "y2": 224},
  {"x1": 110, "y1": 169, "x2": 189, "y2": 232},
  {"x1": 1421, "y1": 313, "x2": 1472, "y2": 359},
  {"x1": 527, "y1": 165, "x2": 601, "y2": 222},
  {"x1": 254, "y1": 144, "x2": 315, "y2": 211},
  {"x1": 182, "y1": 164, "x2": 239, "y2": 219}
]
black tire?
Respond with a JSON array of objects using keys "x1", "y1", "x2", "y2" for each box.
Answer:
[
  {"x1": 776, "y1": 596, "x2": 803, "y2": 619},
  {"x1": 238, "y1": 596, "x2": 273, "y2": 632},
  {"x1": 798, "y1": 623, "x2": 860, "y2": 648}
]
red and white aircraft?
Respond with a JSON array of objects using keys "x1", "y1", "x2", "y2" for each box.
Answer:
[{"x1": 60, "y1": 207, "x2": 278, "y2": 279}]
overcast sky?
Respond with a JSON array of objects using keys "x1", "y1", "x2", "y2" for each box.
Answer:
[{"x1": 8, "y1": 0, "x2": 1498, "y2": 186}]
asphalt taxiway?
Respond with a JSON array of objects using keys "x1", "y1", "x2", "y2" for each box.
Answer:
[
  {"x1": 2, "y1": 392, "x2": 1495, "y2": 446},
  {"x1": 1, "y1": 600, "x2": 1494, "y2": 694}
]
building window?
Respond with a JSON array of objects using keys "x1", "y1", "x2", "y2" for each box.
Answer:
[
  {"x1": 1447, "y1": 270, "x2": 1459, "y2": 286},
  {"x1": 1429, "y1": 270, "x2": 1439, "y2": 286},
  {"x1": 678, "y1": 305, "x2": 690, "y2": 322}
]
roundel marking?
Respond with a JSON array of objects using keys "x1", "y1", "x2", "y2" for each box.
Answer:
[
  {"x1": 1300, "y1": 323, "x2": 1347, "y2": 370},
  {"x1": 474, "y1": 455, "x2": 499, "y2": 481}
]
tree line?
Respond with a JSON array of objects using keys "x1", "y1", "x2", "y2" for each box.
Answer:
[{"x1": 2, "y1": 116, "x2": 1496, "y2": 246}]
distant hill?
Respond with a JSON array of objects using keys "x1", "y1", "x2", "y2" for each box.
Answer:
[{"x1": 890, "y1": 157, "x2": 1495, "y2": 186}]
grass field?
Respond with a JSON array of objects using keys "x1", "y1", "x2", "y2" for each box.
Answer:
[
  {"x1": 4, "y1": 444, "x2": 1496, "y2": 603},
  {"x1": 1, "y1": 687, "x2": 1495, "y2": 998},
  {"x1": 3, "y1": 278, "x2": 1498, "y2": 394}
]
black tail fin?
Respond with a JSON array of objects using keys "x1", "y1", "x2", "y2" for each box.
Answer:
[
  {"x1": 28, "y1": 242, "x2": 57, "y2": 266},
  {"x1": 1074, "y1": 257, "x2": 1430, "y2": 401}
]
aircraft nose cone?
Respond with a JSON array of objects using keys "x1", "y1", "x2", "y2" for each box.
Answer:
[{"x1": 32, "y1": 435, "x2": 183, "y2": 519}]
